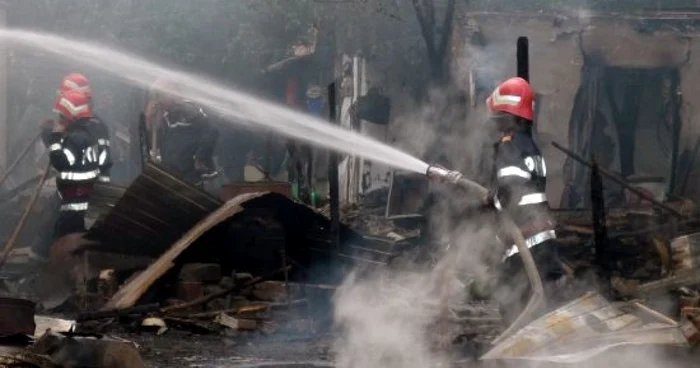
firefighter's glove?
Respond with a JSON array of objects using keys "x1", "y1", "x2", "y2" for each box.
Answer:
[
  {"x1": 194, "y1": 158, "x2": 210, "y2": 172},
  {"x1": 40, "y1": 118, "x2": 54, "y2": 131},
  {"x1": 53, "y1": 123, "x2": 66, "y2": 133},
  {"x1": 481, "y1": 191, "x2": 497, "y2": 211},
  {"x1": 195, "y1": 158, "x2": 219, "y2": 180}
]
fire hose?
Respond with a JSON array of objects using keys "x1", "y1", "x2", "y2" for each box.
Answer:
[{"x1": 425, "y1": 165, "x2": 545, "y2": 344}]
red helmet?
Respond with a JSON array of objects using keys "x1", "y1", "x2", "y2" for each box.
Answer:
[
  {"x1": 486, "y1": 77, "x2": 535, "y2": 122},
  {"x1": 59, "y1": 73, "x2": 92, "y2": 99},
  {"x1": 54, "y1": 90, "x2": 93, "y2": 121}
]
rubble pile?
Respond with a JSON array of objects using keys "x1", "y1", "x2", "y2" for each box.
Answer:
[
  {"x1": 318, "y1": 202, "x2": 419, "y2": 240},
  {"x1": 555, "y1": 201, "x2": 700, "y2": 291},
  {"x1": 0, "y1": 264, "x2": 334, "y2": 367},
  {"x1": 61, "y1": 261, "x2": 333, "y2": 339}
]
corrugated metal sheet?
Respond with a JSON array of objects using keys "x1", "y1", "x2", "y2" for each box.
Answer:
[
  {"x1": 481, "y1": 292, "x2": 688, "y2": 363},
  {"x1": 87, "y1": 182, "x2": 127, "y2": 225},
  {"x1": 86, "y1": 163, "x2": 222, "y2": 257}
]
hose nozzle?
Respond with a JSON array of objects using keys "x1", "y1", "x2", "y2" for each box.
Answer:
[{"x1": 426, "y1": 164, "x2": 464, "y2": 184}]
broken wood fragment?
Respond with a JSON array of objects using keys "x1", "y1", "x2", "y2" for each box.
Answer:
[
  {"x1": 141, "y1": 317, "x2": 168, "y2": 335},
  {"x1": 77, "y1": 303, "x2": 162, "y2": 322},
  {"x1": 214, "y1": 313, "x2": 257, "y2": 331},
  {"x1": 635, "y1": 269, "x2": 700, "y2": 296},
  {"x1": 253, "y1": 281, "x2": 289, "y2": 302},
  {"x1": 102, "y1": 193, "x2": 265, "y2": 310},
  {"x1": 161, "y1": 265, "x2": 292, "y2": 314},
  {"x1": 183, "y1": 303, "x2": 269, "y2": 319},
  {"x1": 561, "y1": 225, "x2": 594, "y2": 235},
  {"x1": 162, "y1": 316, "x2": 217, "y2": 334}
]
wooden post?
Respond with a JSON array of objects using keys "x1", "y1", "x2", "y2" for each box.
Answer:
[
  {"x1": 590, "y1": 159, "x2": 611, "y2": 296},
  {"x1": 328, "y1": 82, "x2": 340, "y2": 253}
]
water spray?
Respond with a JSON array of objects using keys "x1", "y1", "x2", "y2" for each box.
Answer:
[{"x1": 0, "y1": 29, "x2": 428, "y2": 175}]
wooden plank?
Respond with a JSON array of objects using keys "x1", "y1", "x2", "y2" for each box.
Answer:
[{"x1": 102, "y1": 192, "x2": 265, "y2": 310}]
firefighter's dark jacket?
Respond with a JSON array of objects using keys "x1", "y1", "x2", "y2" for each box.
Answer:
[
  {"x1": 491, "y1": 128, "x2": 556, "y2": 257},
  {"x1": 159, "y1": 101, "x2": 218, "y2": 179},
  {"x1": 41, "y1": 119, "x2": 100, "y2": 210}
]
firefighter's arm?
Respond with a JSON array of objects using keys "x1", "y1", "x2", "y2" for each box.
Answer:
[
  {"x1": 46, "y1": 132, "x2": 76, "y2": 171},
  {"x1": 492, "y1": 143, "x2": 531, "y2": 210},
  {"x1": 40, "y1": 118, "x2": 55, "y2": 147}
]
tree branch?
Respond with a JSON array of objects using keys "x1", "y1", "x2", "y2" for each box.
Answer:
[
  {"x1": 412, "y1": 0, "x2": 437, "y2": 58},
  {"x1": 436, "y1": 0, "x2": 456, "y2": 58}
]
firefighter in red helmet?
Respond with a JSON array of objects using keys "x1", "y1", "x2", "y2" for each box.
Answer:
[
  {"x1": 41, "y1": 90, "x2": 101, "y2": 239},
  {"x1": 57, "y1": 73, "x2": 113, "y2": 183},
  {"x1": 484, "y1": 77, "x2": 566, "y2": 321},
  {"x1": 59, "y1": 73, "x2": 92, "y2": 96}
]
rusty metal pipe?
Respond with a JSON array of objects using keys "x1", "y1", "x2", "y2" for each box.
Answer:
[{"x1": 425, "y1": 164, "x2": 545, "y2": 344}]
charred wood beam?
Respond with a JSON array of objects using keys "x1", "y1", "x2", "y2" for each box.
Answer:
[
  {"x1": 680, "y1": 138, "x2": 700, "y2": 196},
  {"x1": 552, "y1": 141, "x2": 686, "y2": 219},
  {"x1": 632, "y1": 269, "x2": 700, "y2": 297},
  {"x1": 411, "y1": 0, "x2": 456, "y2": 82},
  {"x1": 437, "y1": 0, "x2": 456, "y2": 65},
  {"x1": 591, "y1": 159, "x2": 611, "y2": 295},
  {"x1": 669, "y1": 72, "x2": 682, "y2": 196}
]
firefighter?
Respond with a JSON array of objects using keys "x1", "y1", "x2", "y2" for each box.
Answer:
[
  {"x1": 41, "y1": 90, "x2": 100, "y2": 238},
  {"x1": 148, "y1": 80, "x2": 218, "y2": 184},
  {"x1": 484, "y1": 77, "x2": 566, "y2": 320},
  {"x1": 58, "y1": 73, "x2": 113, "y2": 183}
]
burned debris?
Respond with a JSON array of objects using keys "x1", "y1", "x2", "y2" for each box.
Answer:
[
  {"x1": 0, "y1": 159, "x2": 386, "y2": 366},
  {"x1": 7, "y1": 2, "x2": 700, "y2": 368}
]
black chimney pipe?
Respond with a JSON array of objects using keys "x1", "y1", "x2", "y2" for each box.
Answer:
[{"x1": 517, "y1": 37, "x2": 529, "y2": 82}]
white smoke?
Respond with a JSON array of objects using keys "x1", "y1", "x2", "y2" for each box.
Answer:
[
  {"x1": 332, "y1": 210, "x2": 503, "y2": 368},
  {"x1": 332, "y1": 270, "x2": 451, "y2": 368}
]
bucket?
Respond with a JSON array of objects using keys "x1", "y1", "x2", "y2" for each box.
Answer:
[{"x1": 0, "y1": 297, "x2": 36, "y2": 337}]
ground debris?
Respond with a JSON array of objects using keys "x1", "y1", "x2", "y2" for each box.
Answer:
[
  {"x1": 141, "y1": 317, "x2": 167, "y2": 335},
  {"x1": 318, "y1": 203, "x2": 419, "y2": 239},
  {"x1": 30, "y1": 331, "x2": 145, "y2": 368},
  {"x1": 214, "y1": 313, "x2": 257, "y2": 331}
]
